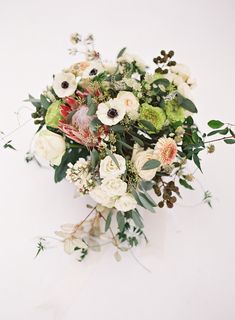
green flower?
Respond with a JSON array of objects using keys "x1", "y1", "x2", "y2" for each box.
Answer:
[
  {"x1": 45, "y1": 100, "x2": 62, "y2": 128},
  {"x1": 139, "y1": 103, "x2": 166, "y2": 131},
  {"x1": 165, "y1": 100, "x2": 185, "y2": 123}
]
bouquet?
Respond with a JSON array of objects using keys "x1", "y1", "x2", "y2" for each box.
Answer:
[{"x1": 17, "y1": 33, "x2": 234, "y2": 261}]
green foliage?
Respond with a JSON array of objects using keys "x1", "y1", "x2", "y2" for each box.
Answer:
[
  {"x1": 177, "y1": 93, "x2": 198, "y2": 113},
  {"x1": 117, "y1": 47, "x2": 127, "y2": 58},
  {"x1": 105, "y1": 211, "x2": 113, "y2": 232},
  {"x1": 142, "y1": 159, "x2": 160, "y2": 170},
  {"x1": 3, "y1": 140, "x2": 16, "y2": 150},
  {"x1": 224, "y1": 139, "x2": 235, "y2": 144},
  {"x1": 86, "y1": 95, "x2": 97, "y2": 116},
  {"x1": 116, "y1": 211, "x2": 125, "y2": 232},
  {"x1": 54, "y1": 147, "x2": 88, "y2": 183},
  {"x1": 90, "y1": 148, "x2": 99, "y2": 168},
  {"x1": 131, "y1": 209, "x2": 144, "y2": 229},
  {"x1": 208, "y1": 120, "x2": 224, "y2": 129},
  {"x1": 40, "y1": 94, "x2": 51, "y2": 109},
  {"x1": 179, "y1": 178, "x2": 194, "y2": 190}
]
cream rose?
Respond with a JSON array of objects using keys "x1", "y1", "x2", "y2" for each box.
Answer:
[
  {"x1": 34, "y1": 129, "x2": 66, "y2": 166},
  {"x1": 89, "y1": 186, "x2": 116, "y2": 208},
  {"x1": 99, "y1": 154, "x2": 126, "y2": 178},
  {"x1": 101, "y1": 177, "x2": 127, "y2": 196},
  {"x1": 117, "y1": 91, "x2": 140, "y2": 120},
  {"x1": 115, "y1": 194, "x2": 137, "y2": 212},
  {"x1": 132, "y1": 144, "x2": 159, "y2": 181}
]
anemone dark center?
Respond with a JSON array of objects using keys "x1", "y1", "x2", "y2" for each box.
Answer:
[
  {"x1": 89, "y1": 68, "x2": 98, "y2": 76},
  {"x1": 107, "y1": 108, "x2": 118, "y2": 118},
  {"x1": 61, "y1": 81, "x2": 69, "y2": 89}
]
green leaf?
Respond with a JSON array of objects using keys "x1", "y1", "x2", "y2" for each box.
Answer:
[
  {"x1": 179, "y1": 178, "x2": 194, "y2": 190},
  {"x1": 140, "y1": 180, "x2": 155, "y2": 191},
  {"x1": 208, "y1": 120, "x2": 224, "y2": 129},
  {"x1": 142, "y1": 159, "x2": 161, "y2": 170},
  {"x1": 117, "y1": 47, "x2": 127, "y2": 59},
  {"x1": 132, "y1": 210, "x2": 144, "y2": 229},
  {"x1": 111, "y1": 124, "x2": 125, "y2": 133},
  {"x1": 90, "y1": 117, "x2": 102, "y2": 132},
  {"x1": 177, "y1": 94, "x2": 198, "y2": 113},
  {"x1": 40, "y1": 94, "x2": 51, "y2": 109},
  {"x1": 116, "y1": 139, "x2": 133, "y2": 150},
  {"x1": 224, "y1": 139, "x2": 235, "y2": 144},
  {"x1": 90, "y1": 148, "x2": 99, "y2": 169},
  {"x1": 105, "y1": 211, "x2": 113, "y2": 232},
  {"x1": 139, "y1": 191, "x2": 157, "y2": 207},
  {"x1": 116, "y1": 211, "x2": 125, "y2": 232},
  {"x1": 130, "y1": 134, "x2": 144, "y2": 147},
  {"x1": 193, "y1": 153, "x2": 202, "y2": 172},
  {"x1": 139, "y1": 120, "x2": 157, "y2": 133},
  {"x1": 26, "y1": 94, "x2": 41, "y2": 108},
  {"x1": 153, "y1": 78, "x2": 170, "y2": 87},
  {"x1": 207, "y1": 127, "x2": 229, "y2": 136},
  {"x1": 131, "y1": 190, "x2": 155, "y2": 213},
  {"x1": 3, "y1": 140, "x2": 16, "y2": 150},
  {"x1": 54, "y1": 148, "x2": 80, "y2": 183},
  {"x1": 105, "y1": 149, "x2": 120, "y2": 169},
  {"x1": 86, "y1": 95, "x2": 97, "y2": 116}
]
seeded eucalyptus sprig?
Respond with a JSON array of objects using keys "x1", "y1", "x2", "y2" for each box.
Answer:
[{"x1": 153, "y1": 50, "x2": 176, "y2": 74}]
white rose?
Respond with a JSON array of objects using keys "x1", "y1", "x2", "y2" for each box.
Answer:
[
  {"x1": 34, "y1": 129, "x2": 66, "y2": 166},
  {"x1": 89, "y1": 186, "x2": 116, "y2": 208},
  {"x1": 115, "y1": 194, "x2": 137, "y2": 212},
  {"x1": 117, "y1": 91, "x2": 140, "y2": 120},
  {"x1": 99, "y1": 154, "x2": 126, "y2": 178},
  {"x1": 132, "y1": 144, "x2": 159, "y2": 181},
  {"x1": 101, "y1": 177, "x2": 127, "y2": 196}
]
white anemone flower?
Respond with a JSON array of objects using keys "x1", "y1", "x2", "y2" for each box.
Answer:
[
  {"x1": 96, "y1": 98, "x2": 126, "y2": 126},
  {"x1": 81, "y1": 61, "x2": 104, "y2": 78},
  {"x1": 53, "y1": 72, "x2": 77, "y2": 98}
]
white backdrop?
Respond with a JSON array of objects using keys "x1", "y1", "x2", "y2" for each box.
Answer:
[{"x1": 0, "y1": 0, "x2": 235, "y2": 319}]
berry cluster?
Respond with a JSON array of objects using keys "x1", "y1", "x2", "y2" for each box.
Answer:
[
  {"x1": 154, "y1": 179, "x2": 180, "y2": 208},
  {"x1": 153, "y1": 50, "x2": 176, "y2": 74}
]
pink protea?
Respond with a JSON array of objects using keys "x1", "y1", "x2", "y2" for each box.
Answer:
[
  {"x1": 155, "y1": 137, "x2": 177, "y2": 165},
  {"x1": 59, "y1": 104, "x2": 106, "y2": 147}
]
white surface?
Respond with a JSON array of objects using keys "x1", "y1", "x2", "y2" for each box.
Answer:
[{"x1": 0, "y1": 0, "x2": 235, "y2": 319}]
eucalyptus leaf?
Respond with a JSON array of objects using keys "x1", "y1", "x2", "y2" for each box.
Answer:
[
  {"x1": 116, "y1": 211, "x2": 125, "y2": 232},
  {"x1": 90, "y1": 149, "x2": 99, "y2": 169},
  {"x1": 139, "y1": 120, "x2": 157, "y2": 133},
  {"x1": 40, "y1": 94, "x2": 51, "y2": 109},
  {"x1": 132, "y1": 210, "x2": 144, "y2": 229},
  {"x1": 142, "y1": 159, "x2": 160, "y2": 170},
  {"x1": 86, "y1": 95, "x2": 97, "y2": 116},
  {"x1": 117, "y1": 47, "x2": 127, "y2": 58},
  {"x1": 106, "y1": 149, "x2": 120, "y2": 168},
  {"x1": 105, "y1": 211, "x2": 113, "y2": 232},
  {"x1": 177, "y1": 94, "x2": 198, "y2": 113}
]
